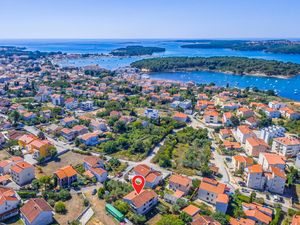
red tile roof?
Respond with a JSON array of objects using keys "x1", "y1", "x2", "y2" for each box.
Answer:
[{"x1": 20, "y1": 198, "x2": 52, "y2": 223}]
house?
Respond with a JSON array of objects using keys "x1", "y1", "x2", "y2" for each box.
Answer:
[
  {"x1": 232, "y1": 155, "x2": 254, "y2": 172},
  {"x1": 268, "y1": 101, "x2": 286, "y2": 110},
  {"x1": 265, "y1": 167, "x2": 286, "y2": 194},
  {"x1": 229, "y1": 218, "x2": 255, "y2": 225},
  {"x1": 246, "y1": 164, "x2": 264, "y2": 190},
  {"x1": 10, "y1": 161, "x2": 35, "y2": 186},
  {"x1": 242, "y1": 202, "x2": 272, "y2": 224},
  {"x1": 54, "y1": 165, "x2": 78, "y2": 187},
  {"x1": 245, "y1": 137, "x2": 269, "y2": 157},
  {"x1": 280, "y1": 108, "x2": 300, "y2": 120},
  {"x1": 291, "y1": 215, "x2": 300, "y2": 225},
  {"x1": 219, "y1": 129, "x2": 232, "y2": 140},
  {"x1": 203, "y1": 110, "x2": 219, "y2": 124},
  {"x1": 133, "y1": 164, "x2": 162, "y2": 188},
  {"x1": 245, "y1": 117, "x2": 258, "y2": 128},
  {"x1": 258, "y1": 152, "x2": 286, "y2": 171},
  {"x1": 192, "y1": 216, "x2": 221, "y2": 225},
  {"x1": 20, "y1": 198, "x2": 53, "y2": 225},
  {"x1": 144, "y1": 109, "x2": 159, "y2": 119},
  {"x1": 23, "y1": 112, "x2": 37, "y2": 121},
  {"x1": 237, "y1": 108, "x2": 254, "y2": 118},
  {"x1": 222, "y1": 140, "x2": 241, "y2": 151},
  {"x1": 198, "y1": 178, "x2": 228, "y2": 212},
  {"x1": 170, "y1": 101, "x2": 180, "y2": 108},
  {"x1": 83, "y1": 156, "x2": 104, "y2": 170},
  {"x1": 64, "y1": 97, "x2": 78, "y2": 110},
  {"x1": 272, "y1": 136, "x2": 300, "y2": 157},
  {"x1": 164, "y1": 189, "x2": 185, "y2": 204},
  {"x1": 18, "y1": 134, "x2": 36, "y2": 148},
  {"x1": 51, "y1": 94, "x2": 64, "y2": 106},
  {"x1": 260, "y1": 125, "x2": 285, "y2": 143},
  {"x1": 263, "y1": 107, "x2": 281, "y2": 119},
  {"x1": 0, "y1": 187, "x2": 21, "y2": 221},
  {"x1": 123, "y1": 190, "x2": 158, "y2": 215},
  {"x1": 89, "y1": 167, "x2": 108, "y2": 183},
  {"x1": 60, "y1": 128, "x2": 76, "y2": 141},
  {"x1": 90, "y1": 119, "x2": 108, "y2": 132},
  {"x1": 0, "y1": 156, "x2": 24, "y2": 175},
  {"x1": 61, "y1": 116, "x2": 77, "y2": 127},
  {"x1": 236, "y1": 126, "x2": 255, "y2": 144},
  {"x1": 72, "y1": 125, "x2": 89, "y2": 136},
  {"x1": 80, "y1": 100, "x2": 94, "y2": 111},
  {"x1": 169, "y1": 174, "x2": 192, "y2": 194},
  {"x1": 179, "y1": 100, "x2": 192, "y2": 109},
  {"x1": 182, "y1": 204, "x2": 201, "y2": 218},
  {"x1": 222, "y1": 112, "x2": 233, "y2": 126},
  {"x1": 173, "y1": 112, "x2": 189, "y2": 123},
  {"x1": 29, "y1": 139, "x2": 53, "y2": 159},
  {"x1": 79, "y1": 132, "x2": 99, "y2": 146}
]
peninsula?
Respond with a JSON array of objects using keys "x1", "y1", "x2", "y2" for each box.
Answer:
[
  {"x1": 131, "y1": 56, "x2": 300, "y2": 77},
  {"x1": 180, "y1": 40, "x2": 300, "y2": 55}
]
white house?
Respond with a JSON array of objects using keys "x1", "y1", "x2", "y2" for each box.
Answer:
[
  {"x1": 204, "y1": 111, "x2": 219, "y2": 124},
  {"x1": 144, "y1": 109, "x2": 159, "y2": 119},
  {"x1": 272, "y1": 136, "x2": 300, "y2": 158},
  {"x1": 260, "y1": 125, "x2": 286, "y2": 143},
  {"x1": 245, "y1": 137, "x2": 269, "y2": 157},
  {"x1": 236, "y1": 125, "x2": 255, "y2": 144},
  {"x1": 246, "y1": 165, "x2": 265, "y2": 190},
  {"x1": 10, "y1": 161, "x2": 35, "y2": 186},
  {"x1": 268, "y1": 101, "x2": 286, "y2": 110},
  {"x1": 258, "y1": 152, "x2": 286, "y2": 171},
  {"x1": 198, "y1": 177, "x2": 227, "y2": 204},
  {"x1": 169, "y1": 174, "x2": 192, "y2": 194},
  {"x1": 80, "y1": 100, "x2": 93, "y2": 111},
  {"x1": 0, "y1": 187, "x2": 21, "y2": 221},
  {"x1": 123, "y1": 190, "x2": 158, "y2": 215},
  {"x1": 179, "y1": 100, "x2": 192, "y2": 109},
  {"x1": 50, "y1": 94, "x2": 64, "y2": 106},
  {"x1": 265, "y1": 167, "x2": 286, "y2": 194},
  {"x1": 20, "y1": 198, "x2": 53, "y2": 225}
]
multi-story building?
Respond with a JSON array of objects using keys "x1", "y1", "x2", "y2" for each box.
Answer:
[
  {"x1": 260, "y1": 125, "x2": 286, "y2": 143},
  {"x1": 10, "y1": 161, "x2": 35, "y2": 186},
  {"x1": 246, "y1": 165, "x2": 265, "y2": 190},
  {"x1": 0, "y1": 187, "x2": 21, "y2": 221},
  {"x1": 236, "y1": 125, "x2": 255, "y2": 144},
  {"x1": 245, "y1": 137, "x2": 269, "y2": 157},
  {"x1": 272, "y1": 136, "x2": 300, "y2": 157},
  {"x1": 258, "y1": 152, "x2": 286, "y2": 171},
  {"x1": 54, "y1": 165, "x2": 78, "y2": 187},
  {"x1": 169, "y1": 174, "x2": 192, "y2": 194}
]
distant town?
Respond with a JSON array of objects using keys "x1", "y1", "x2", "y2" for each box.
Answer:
[{"x1": 1, "y1": 45, "x2": 300, "y2": 225}]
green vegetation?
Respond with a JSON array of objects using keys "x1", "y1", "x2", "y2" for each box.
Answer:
[
  {"x1": 110, "y1": 45, "x2": 165, "y2": 56},
  {"x1": 180, "y1": 40, "x2": 300, "y2": 54},
  {"x1": 157, "y1": 214, "x2": 185, "y2": 225},
  {"x1": 284, "y1": 120, "x2": 300, "y2": 136},
  {"x1": 131, "y1": 56, "x2": 300, "y2": 76},
  {"x1": 153, "y1": 127, "x2": 211, "y2": 176},
  {"x1": 55, "y1": 201, "x2": 67, "y2": 214}
]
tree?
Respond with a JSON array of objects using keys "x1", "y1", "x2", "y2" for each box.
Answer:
[
  {"x1": 179, "y1": 212, "x2": 192, "y2": 223},
  {"x1": 114, "y1": 200, "x2": 130, "y2": 214},
  {"x1": 9, "y1": 110, "x2": 21, "y2": 124},
  {"x1": 55, "y1": 201, "x2": 66, "y2": 214},
  {"x1": 250, "y1": 191, "x2": 256, "y2": 203},
  {"x1": 157, "y1": 215, "x2": 185, "y2": 225},
  {"x1": 39, "y1": 176, "x2": 52, "y2": 190},
  {"x1": 58, "y1": 189, "x2": 71, "y2": 201},
  {"x1": 38, "y1": 131, "x2": 46, "y2": 140},
  {"x1": 212, "y1": 212, "x2": 228, "y2": 225},
  {"x1": 98, "y1": 187, "x2": 105, "y2": 199}
]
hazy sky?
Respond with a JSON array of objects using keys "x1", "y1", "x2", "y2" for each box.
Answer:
[{"x1": 1, "y1": 0, "x2": 299, "y2": 39}]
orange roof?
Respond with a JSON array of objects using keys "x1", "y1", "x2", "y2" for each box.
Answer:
[
  {"x1": 123, "y1": 190, "x2": 158, "y2": 208},
  {"x1": 81, "y1": 132, "x2": 98, "y2": 141},
  {"x1": 220, "y1": 129, "x2": 232, "y2": 135},
  {"x1": 246, "y1": 137, "x2": 269, "y2": 148},
  {"x1": 223, "y1": 141, "x2": 241, "y2": 149},
  {"x1": 172, "y1": 190, "x2": 185, "y2": 198},
  {"x1": 169, "y1": 174, "x2": 191, "y2": 187},
  {"x1": 223, "y1": 112, "x2": 233, "y2": 119},
  {"x1": 248, "y1": 164, "x2": 263, "y2": 174},
  {"x1": 10, "y1": 156, "x2": 24, "y2": 162},
  {"x1": 199, "y1": 178, "x2": 226, "y2": 195},
  {"x1": 83, "y1": 170, "x2": 94, "y2": 178},
  {"x1": 229, "y1": 218, "x2": 256, "y2": 225},
  {"x1": 233, "y1": 155, "x2": 253, "y2": 165},
  {"x1": 18, "y1": 134, "x2": 36, "y2": 144},
  {"x1": 134, "y1": 164, "x2": 151, "y2": 177},
  {"x1": 270, "y1": 166, "x2": 286, "y2": 179},
  {"x1": 30, "y1": 139, "x2": 51, "y2": 149},
  {"x1": 146, "y1": 171, "x2": 161, "y2": 183},
  {"x1": 55, "y1": 165, "x2": 77, "y2": 179},
  {"x1": 216, "y1": 194, "x2": 229, "y2": 204},
  {"x1": 237, "y1": 125, "x2": 253, "y2": 135},
  {"x1": 10, "y1": 162, "x2": 33, "y2": 174},
  {"x1": 261, "y1": 153, "x2": 286, "y2": 165},
  {"x1": 0, "y1": 187, "x2": 19, "y2": 206},
  {"x1": 182, "y1": 204, "x2": 200, "y2": 217},
  {"x1": 204, "y1": 110, "x2": 219, "y2": 117},
  {"x1": 291, "y1": 215, "x2": 300, "y2": 225},
  {"x1": 244, "y1": 209, "x2": 272, "y2": 224},
  {"x1": 274, "y1": 137, "x2": 300, "y2": 146},
  {"x1": 90, "y1": 167, "x2": 107, "y2": 176},
  {"x1": 242, "y1": 202, "x2": 273, "y2": 216},
  {"x1": 173, "y1": 112, "x2": 188, "y2": 119}
]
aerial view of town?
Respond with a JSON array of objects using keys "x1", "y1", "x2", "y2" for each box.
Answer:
[{"x1": 1, "y1": 1, "x2": 300, "y2": 225}]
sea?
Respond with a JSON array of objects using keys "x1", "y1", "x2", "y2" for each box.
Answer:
[{"x1": 1, "y1": 39, "x2": 300, "y2": 101}]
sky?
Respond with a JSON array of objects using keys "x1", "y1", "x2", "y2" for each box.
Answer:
[{"x1": 0, "y1": 0, "x2": 300, "y2": 39}]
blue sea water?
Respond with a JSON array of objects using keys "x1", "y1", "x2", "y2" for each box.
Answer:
[{"x1": 1, "y1": 39, "x2": 300, "y2": 101}]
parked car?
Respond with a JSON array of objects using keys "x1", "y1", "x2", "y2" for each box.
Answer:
[
  {"x1": 92, "y1": 189, "x2": 97, "y2": 195},
  {"x1": 238, "y1": 181, "x2": 246, "y2": 187}
]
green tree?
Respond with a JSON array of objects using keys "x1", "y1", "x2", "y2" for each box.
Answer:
[
  {"x1": 157, "y1": 215, "x2": 185, "y2": 225},
  {"x1": 212, "y1": 212, "x2": 228, "y2": 225},
  {"x1": 98, "y1": 187, "x2": 105, "y2": 199},
  {"x1": 55, "y1": 201, "x2": 66, "y2": 214},
  {"x1": 114, "y1": 200, "x2": 130, "y2": 214}
]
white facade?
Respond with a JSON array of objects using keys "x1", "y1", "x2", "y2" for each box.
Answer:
[
  {"x1": 144, "y1": 109, "x2": 159, "y2": 119},
  {"x1": 272, "y1": 137, "x2": 300, "y2": 157},
  {"x1": 260, "y1": 125, "x2": 286, "y2": 143},
  {"x1": 10, "y1": 164, "x2": 35, "y2": 186},
  {"x1": 265, "y1": 173, "x2": 286, "y2": 194}
]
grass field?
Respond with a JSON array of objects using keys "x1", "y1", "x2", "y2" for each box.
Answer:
[
  {"x1": 54, "y1": 193, "x2": 85, "y2": 225},
  {"x1": 36, "y1": 151, "x2": 86, "y2": 178},
  {"x1": 0, "y1": 149, "x2": 11, "y2": 161}
]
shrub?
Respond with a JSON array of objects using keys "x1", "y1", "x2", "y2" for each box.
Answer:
[{"x1": 55, "y1": 201, "x2": 66, "y2": 214}]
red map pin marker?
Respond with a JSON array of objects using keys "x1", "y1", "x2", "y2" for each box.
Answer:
[{"x1": 132, "y1": 175, "x2": 145, "y2": 194}]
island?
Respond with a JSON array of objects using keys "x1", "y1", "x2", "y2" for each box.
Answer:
[
  {"x1": 130, "y1": 56, "x2": 300, "y2": 77},
  {"x1": 180, "y1": 40, "x2": 300, "y2": 55},
  {"x1": 110, "y1": 45, "x2": 165, "y2": 56}
]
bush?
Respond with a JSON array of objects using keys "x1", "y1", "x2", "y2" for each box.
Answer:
[
  {"x1": 55, "y1": 201, "x2": 66, "y2": 214},
  {"x1": 98, "y1": 187, "x2": 105, "y2": 199},
  {"x1": 17, "y1": 191, "x2": 37, "y2": 199}
]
